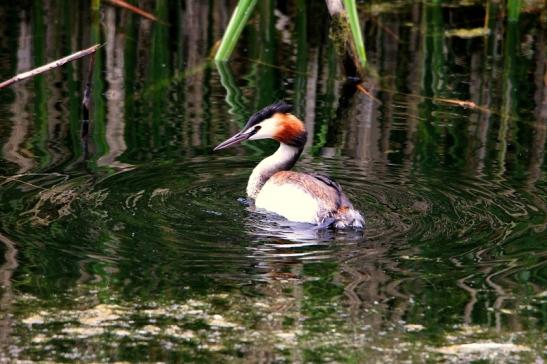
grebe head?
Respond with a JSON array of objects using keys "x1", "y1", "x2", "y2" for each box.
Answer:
[{"x1": 214, "y1": 101, "x2": 307, "y2": 151}]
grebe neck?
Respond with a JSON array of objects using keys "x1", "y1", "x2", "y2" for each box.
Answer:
[{"x1": 246, "y1": 143, "x2": 303, "y2": 198}]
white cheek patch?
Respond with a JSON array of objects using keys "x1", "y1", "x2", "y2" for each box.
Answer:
[{"x1": 249, "y1": 118, "x2": 278, "y2": 140}]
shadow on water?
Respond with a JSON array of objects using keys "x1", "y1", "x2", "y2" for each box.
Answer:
[{"x1": 0, "y1": 0, "x2": 545, "y2": 362}]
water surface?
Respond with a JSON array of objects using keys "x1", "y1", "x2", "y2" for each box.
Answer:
[{"x1": 0, "y1": 1, "x2": 545, "y2": 362}]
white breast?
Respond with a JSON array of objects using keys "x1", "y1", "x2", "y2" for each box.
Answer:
[{"x1": 255, "y1": 181, "x2": 321, "y2": 224}]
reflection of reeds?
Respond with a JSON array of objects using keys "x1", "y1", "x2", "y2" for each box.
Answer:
[
  {"x1": 215, "y1": 61, "x2": 247, "y2": 121},
  {"x1": 149, "y1": 1, "x2": 170, "y2": 149},
  {"x1": 97, "y1": 7, "x2": 130, "y2": 170},
  {"x1": 184, "y1": 1, "x2": 208, "y2": 147},
  {"x1": 310, "y1": 40, "x2": 339, "y2": 156},
  {"x1": 90, "y1": 2, "x2": 107, "y2": 165},
  {"x1": 31, "y1": 1, "x2": 50, "y2": 169},
  {"x1": 3, "y1": 11, "x2": 34, "y2": 173},
  {"x1": 527, "y1": 26, "x2": 546, "y2": 188},
  {"x1": 293, "y1": 0, "x2": 308, "y2": 118},
  {"x1": 255, "y1": 0, "x2": 279, "y2": 107},
  {"x1": 414, "y1": 2, "x2": 443, "y2": 168},
  {"x1": 497, "y1": 17, "x2": 519, "y2": 176},
  {"x1": 467, "y1": 1, "x2": 499, "y2": 174},
  {"x1": 0, "y1": 233, "x2": 18, "y2": 356},
  {"x1": 214, "y1": 61, "x2": 265, "y2": 155},
  {"x1": 507, "y1": 0, "x2": 521, "y2": 22},
  {"x1": 1, "y1": 1, "x2": 542, "y2": 173}
]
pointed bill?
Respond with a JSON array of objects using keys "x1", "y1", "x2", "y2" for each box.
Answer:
[{"x1": 213, "y1": 132, "x2": 250, "y2": 151}]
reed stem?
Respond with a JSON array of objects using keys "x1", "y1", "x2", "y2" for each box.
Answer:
[
  {"x1": 342, "y1": 0, "x2": 367, "y2": 67},
  {"x1": 507, "y1": 0, "x2": 521, "y2": 22},
  {"x1": 214, "y1": 0, "x2": 258, "y2": 61}
]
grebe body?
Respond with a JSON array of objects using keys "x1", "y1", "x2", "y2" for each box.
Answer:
[{"x1": 214, "y1": 102, "x2": 364, "y2": 229}]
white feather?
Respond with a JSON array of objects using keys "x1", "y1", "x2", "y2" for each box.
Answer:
[
  {"x1": 255, "y1": 182, "x2": 320, "y2": 224},
  {"x1": 247, "y1": 117, "x2": 278, "y2": 140},
  {"x1": 246, "y1": 144, "x2": 300, "y2": 198}
]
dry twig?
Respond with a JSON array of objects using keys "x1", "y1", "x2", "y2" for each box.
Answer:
[
  {"x1": 105, "y1": 0, "x2": 168, "y2": 24},
  {"x1": 0, "y1": 44, "x2": 101, "y2": 89},
  {"x1": 356, "y1": 83, "x2": 381, "y2": 104},
  {"x1": 434, "y1": 97, "x2": 490, "y2": 112}
]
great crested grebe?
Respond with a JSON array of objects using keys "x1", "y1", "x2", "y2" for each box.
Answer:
[{"x1": 214, "y1": 101, "x2": 364, "y2": 229}]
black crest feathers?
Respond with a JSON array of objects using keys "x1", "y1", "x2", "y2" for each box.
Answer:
[{"x1": 243, "y1": 101, "x2": 293, "y2": 130}]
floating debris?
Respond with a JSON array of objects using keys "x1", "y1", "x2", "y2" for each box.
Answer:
[
  {"x1": 436, "y1": 342, "x2": 531, "y2": 355},
  {"x1": 445, "y1": 28, "x2": 490, "y2": 38},
  {"x1": 139, "y1": 325, "x2": 161, "y2": 335},
  {"x1": 434, "y1": 97, "x2": 489, "y2": 112},
  {"x1": 77, "y1": 304, "x2": 123, "y2": 326},
  {"x1": 164, "y1": 325, "x2": 195, "y2": 340},
  {"x1": 31, "y1": 334, "x2": 49, "y2": 343},
  {"x1": 22, "y1": 313, "x2": 45, "y2": 326},
  {"x1": 112, "y1": 329, "x2": 131, "y2": 337},
  {"x1": 404, "y1": 324, "x2": 425, "y2": 332},
  {"x1": 62, "y1": 326, "x2": 105, "y2": 338},
  {"x1": 275, "y1": 330, "x2": 298, "y2": 341},
  {"x1": 208, "y1": 314, "x2": 239, "y2": 328}
]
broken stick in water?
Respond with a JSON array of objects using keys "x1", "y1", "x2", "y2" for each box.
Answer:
[{"x1": 0, "y1": 44, "x2": 102, "y2": 89}]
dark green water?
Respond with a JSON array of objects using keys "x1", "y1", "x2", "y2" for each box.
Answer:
[{"x1": 0, "y1": 1, "x2": 546, "y2": 362}]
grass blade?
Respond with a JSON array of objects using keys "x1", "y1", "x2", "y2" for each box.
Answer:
[
  {"x1": 342, "y1": 0, "x2": 367, "y2": 68},
  {"x1": 214, "y1": 0, "x2": 258, "y2": 61},
  {"x1": 507, "y1": 0, "x2": 521, "y2": 22}
]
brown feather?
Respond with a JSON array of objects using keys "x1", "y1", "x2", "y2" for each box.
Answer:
[{"x1": 273, "y1": 114, "x2": 306, "y2": 147}]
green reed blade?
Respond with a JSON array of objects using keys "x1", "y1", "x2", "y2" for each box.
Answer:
[
  {"x1": 62, "y1": 0, "x2": 83, "y2": 162},
  {"x1": 149, "y1": 0, "x2": 169, "y2": 147},
  {"x1": 215, "y1": 61, "x2": 263, "y2": 154},
  {"x1": 255, "y1": 0, "x2": 278, "y2": 108},
  {"x1": 507, "y1": 0, "x2": 521, "y2": 22},
  {"x1": 32, "y1": 0, "x2": 50, "y2": 168},
  {"x1": 215, "y1": 61, "x2": 247, "y2": 117},
  {"x1": 90, "y1": 1, "x2": 107, "y2": 163},
  {"x1": 342, "y1": 0, "x2": 366, "y2": 68},
  {"x1": 294, "y1": 0, "x2": 308, "y2": 117},
  {"x1": 214, "y1": 0, "x2": 258, "y2": 61}
]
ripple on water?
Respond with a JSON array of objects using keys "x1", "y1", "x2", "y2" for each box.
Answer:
[
  {"x1": 0, "y1": 157, "x2": 544, "y2": 307},
  {"x1": 0, "y1": 155, "x2": 545, "y2": 364}
]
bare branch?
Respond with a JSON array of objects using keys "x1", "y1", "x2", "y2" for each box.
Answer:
[{"x1": 0, "y1": 44, "x2": 102, "y2": 89}]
